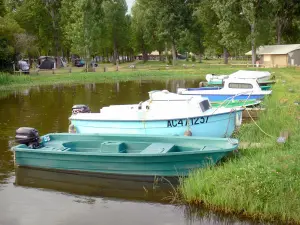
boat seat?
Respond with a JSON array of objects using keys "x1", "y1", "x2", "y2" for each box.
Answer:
[
  {"x1": 140, "y1": 143, "x2": 175, "y2": 154},
  {"x1": 100, "y1": 141, "x2": 126, "y2": 153}
]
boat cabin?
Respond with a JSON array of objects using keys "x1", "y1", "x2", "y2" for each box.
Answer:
[
  {"x1": 179, "y1": 78, "x2": 264, "y2": 94},
  {"x1": 99, "y1": 90, "x2": 212, "y2": 115}
]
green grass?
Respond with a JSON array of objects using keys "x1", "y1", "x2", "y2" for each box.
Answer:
[
  {"x1": 179, "y1": 69, "x2": 300, "y2": 224},
  {"x1": 0, "y1": 72, "x2": 33, "y2": 86},
  {"x1": 0, "y1": 71, "x2": 202, "y2": 91},
  {"x1": 0, "y1": 61, "x2": 280, "y2": 91}
]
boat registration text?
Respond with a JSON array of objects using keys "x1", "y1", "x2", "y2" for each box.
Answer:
[{"x1": 167, "y1": 117, "x2": 209, "y2": 127}]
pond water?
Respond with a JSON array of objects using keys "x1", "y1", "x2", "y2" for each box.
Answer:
[{"x1": 0, "y1": 80, "x2": 263, "y2": 225}]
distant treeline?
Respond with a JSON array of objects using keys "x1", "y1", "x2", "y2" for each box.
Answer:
[{"x1": 1, "y1": 0, "x2": 300, "y2": 70}]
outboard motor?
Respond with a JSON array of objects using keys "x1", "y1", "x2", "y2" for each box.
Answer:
[
  {"x1": 15, "y1": 127, "x2": 40, "y2": 149},
  {"x1": 72, "y1": 104, "x2": 91, "y2": 114}
]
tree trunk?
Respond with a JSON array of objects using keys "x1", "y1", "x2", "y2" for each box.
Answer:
[
  {"x1": 165, "y1": 42, "x2": 168, "y2": 63},
  {"x1": 106, "y1": 48, "x2": 109, "y2": 63},
  {"x1": 113, "y1": 41, "x2": 118, "y2": 65},
  {"x1": 102, "y1": 48, "x2": 105, "y2": 62},
  {"x1": 49, "y1": 7, "x2": 60, "y2": 69},
  {"x1": 276, "y1": 19, "x2": 282, "y2": 44},
  {"x1": 223, "y1": 48, "x2": 228, "y2": 64},
  {"x1": 158, "y1": 50, "x2": 162, "y2": 61},
  {"x1": 251, "y1": 22, "x2": 256, "y2": 66},
  {"x1": 142, "y1": 50, "x2": 148, "y2": 62},
  {"x1": 171, "y1": 41, "x2": 176, "y2": 66}
]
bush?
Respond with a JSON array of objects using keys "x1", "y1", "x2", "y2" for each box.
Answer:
[{"x1": 191, "y1": 55, "x2": 196, "y2": 62}]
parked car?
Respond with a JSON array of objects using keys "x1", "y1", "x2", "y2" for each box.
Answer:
[
  {"x1": 74, "y1": 59, "x2": 85, "y2": 67},
  {"x1": 18, "y1": 60, "x2": 30, "y2": 74}
]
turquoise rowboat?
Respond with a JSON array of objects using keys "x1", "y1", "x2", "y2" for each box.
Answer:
[{"x1": 12, "y1": 130, "x2": 238, "y2": 178}]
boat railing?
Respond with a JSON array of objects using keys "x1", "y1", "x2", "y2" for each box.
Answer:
[{"x1": 211, "y1": 90, "x2": 253, "y2": 114}]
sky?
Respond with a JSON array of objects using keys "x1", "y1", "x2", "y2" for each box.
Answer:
[{"x1": 126, "y1": 0, "x2": 135, "y2": 13}]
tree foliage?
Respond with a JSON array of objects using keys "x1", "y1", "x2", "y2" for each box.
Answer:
[{"x1": 1, "y1": 0, "x2": 300, "y2": 71}]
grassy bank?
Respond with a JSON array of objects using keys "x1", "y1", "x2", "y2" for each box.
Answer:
[
  {"x1": 0, "y1": 61, "x2": 273, "y2": 91},
  {"x1": 180, "y1": 69, "x2": 300, "y2": 223}
]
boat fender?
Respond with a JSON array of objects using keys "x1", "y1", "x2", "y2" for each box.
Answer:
[
  {"x1": 184, "y1": 130, "x2": 192, "y2": 136},
  {"x1": 235, "y1": 111, "x2": 242, "y2": 127},
  {"x1": 68, "y1": 124, "x2": 77, "y2": 133}
]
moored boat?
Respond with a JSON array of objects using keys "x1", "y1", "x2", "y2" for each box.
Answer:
[
  {"x1": 69, "y1": 90, "x2": 244, "y2": 138},
  {"x1": 195, "y1": 85, "x2": 271, "y2": 91},
  {"x1": 177, "y1": 78, "x2": 272, "y2": 101},
  {"x1": 206, "y1": 70, "x2": 273, "y2": 86},
  {"x1": 12, "y1": 128, "x2": 239, "y2": 178}
]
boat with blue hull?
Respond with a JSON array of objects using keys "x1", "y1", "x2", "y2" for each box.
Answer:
[
  {"x1": 12, "y1": 128, "x2": 239, "y2": 178},
  {"x1": 177, "y1": 78, "x2": 272, "y2": 101},
  {"x1": 69, "y1": 91, "x2": 244, "y2": 138}
]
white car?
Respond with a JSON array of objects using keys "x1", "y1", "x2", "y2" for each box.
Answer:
[{"x1": 18, "y1": 60, "x2": 30, "y2": 74}]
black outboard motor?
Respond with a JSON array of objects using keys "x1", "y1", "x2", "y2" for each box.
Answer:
[
  {"x1": 15, "y1": 127, "x2": 40, "y2": 149},
  {"x1": 72, "y1": 104, "x2": 91, "y2": 114}
]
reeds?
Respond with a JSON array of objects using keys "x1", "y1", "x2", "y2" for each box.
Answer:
[{"x1": 0, "y1": 72, "x2": 32, "y2": 86}]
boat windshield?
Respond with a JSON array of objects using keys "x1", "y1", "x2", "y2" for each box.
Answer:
[{"x1": 228, "y1": 83, "x2": 253, "y2": 89}]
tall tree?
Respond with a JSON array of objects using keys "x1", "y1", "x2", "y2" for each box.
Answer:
[
  {"x1": 131, "y1": 1, "x2": 151, "y2": 62},
  {"x1": 195, "y1": 0, "x2": 223, "y2": 60},
  {"x1": 211, "y1": 0, "x2": 270, "y2": 65},
  {"x1": 0, "y1": 0, "x2": 6, "y2": 16},
  {"x1": 102, "y1": 0, "x2": 128, "y2": 64},
  {"x1": 269, "y1": 0, "x2": 300, "y2": 44},
  {"x1": 13, "y1": 0, "x2": 53, "y2": 55},
  {"x1": 148, "y1": 0, "x2": 193, "y2": 65},
  {"x1": 0, "y1": 13, "x2": 24, "y2": 70},
  {"x1": 42, "y1": 0, "x2": 62, "y2": 67},
  {"x1": 60, "y1": 0, "x2": 105, "y2": 61}
]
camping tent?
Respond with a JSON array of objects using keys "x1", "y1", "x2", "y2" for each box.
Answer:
[
  {"x1": 39, "y1": 57, "x2": 55, "y2": 69},
  {"x1": 38, "y1": 56, "x2": 67, "y2": 69}
]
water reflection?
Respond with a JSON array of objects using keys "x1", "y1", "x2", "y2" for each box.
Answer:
[
  {"x1": 14, "y1": 167, "x2": 173, "y2": 203},
  {"x1": 12, "y1": 167, "x2": 267, "y2": 225},
  {"x1": 0, "y1": 79, "x2": 271, "y2": 225}
]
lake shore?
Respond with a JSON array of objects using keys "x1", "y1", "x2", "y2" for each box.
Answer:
[
  {"x1": 179, "y1": 68, "x2": 300, "y2": 224},
  {"x1": 1, "y1": 62, "x2": 300, "y2": 223},
  {"x1": 0, "y1": 61, "x2": 270, "y2": 91}
]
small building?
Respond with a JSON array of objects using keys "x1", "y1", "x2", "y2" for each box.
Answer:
[
  {"x1": 245, "y1": 44, "x2": 300, "y2": 67},
  {"x1": 136, "y1": 50, "x2": 185, "y2": 61}
]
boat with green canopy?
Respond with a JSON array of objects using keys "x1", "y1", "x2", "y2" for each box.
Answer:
[
  {"x1": 12, "y1": 127, "x2": 239, "y2": 178},
  {"x1": 211, "y1": 99, "x2": 261, "y2": 108}
]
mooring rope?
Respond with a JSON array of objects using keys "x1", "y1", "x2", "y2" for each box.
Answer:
[{"x1": 245, "y1": 106, "x2": 275, "y2": 138}]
